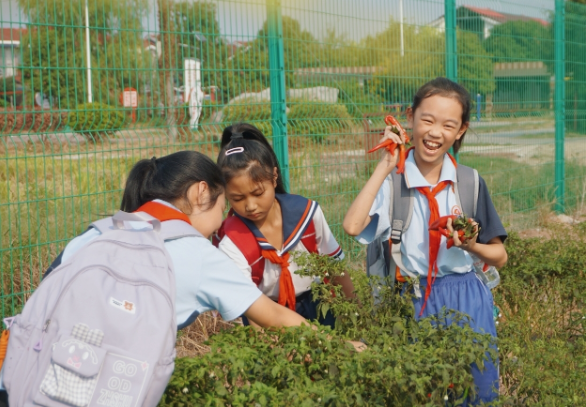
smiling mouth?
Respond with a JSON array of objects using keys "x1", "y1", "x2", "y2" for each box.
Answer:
[{"x1": 423, "y1": 140, "x2": 442, "y2": 151}]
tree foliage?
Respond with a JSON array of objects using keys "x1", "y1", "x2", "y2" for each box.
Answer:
[
  {"x1": 483, "y1": 20, "x2": 552, "y2": 63},
  {"x1": 17, "y1": 0, "x2": 150, "y2": 108}
]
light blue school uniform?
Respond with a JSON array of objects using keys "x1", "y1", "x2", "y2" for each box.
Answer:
[
  {"x1": 0, "y1": 201, "x2": 262, "y2": 392},
  {"x1": 55, "y1": 199, "x2": 262, "y2": 328},
  {"x1": 357, "y1": 150, "x2": 507, "y2": 405},
  {"x1": 357, "y1": 150, "x2": 474, "y2": 278}
]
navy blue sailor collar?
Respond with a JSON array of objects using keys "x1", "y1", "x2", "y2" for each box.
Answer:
[{"x1": 235, "y1": 193, "x2": 318, "y2": 253}]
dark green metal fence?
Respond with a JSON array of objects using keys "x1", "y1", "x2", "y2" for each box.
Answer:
[{"x1": 1, "y1": 0, "x2": 584, "y2": 317}]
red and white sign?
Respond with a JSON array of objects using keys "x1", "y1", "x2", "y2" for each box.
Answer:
[{"x1": 121, "y1": 87, "x2": 138, "y2": 108}]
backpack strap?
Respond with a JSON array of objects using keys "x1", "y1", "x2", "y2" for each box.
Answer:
[
  {"x1": 454, "y1": 164, "x2": 479, "y2": 218},
  {"x1": 389, "y1": 170, "x2": 414, "y2": 244},
  {"x1": 220, "y1": 216, "x2": 265, "y2": 286}
]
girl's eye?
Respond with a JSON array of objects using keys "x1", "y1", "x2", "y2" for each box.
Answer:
[
  {"x1": 231, "y1": 197, "x2": 243, "y2": 202},
  {"x1": 253, "y1": 191, "x2": 264, "y2": 197}
]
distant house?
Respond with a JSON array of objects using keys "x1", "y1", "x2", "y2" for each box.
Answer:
[
  {"x1": 0, "y1": 28, "x2": 26, "y2": 81},
  {"x1": 429, "y1": 5, "x2": 548, "y2": 39}
]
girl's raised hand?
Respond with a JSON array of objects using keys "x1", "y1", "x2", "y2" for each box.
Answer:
[{"x1": 376, "y1": 125, "x2": 405, "y2": 173}]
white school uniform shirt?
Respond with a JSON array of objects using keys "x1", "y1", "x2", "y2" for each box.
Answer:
[
  {"x1": 219, "y1": 195, "x2": 344, "y2": 301},
  {"x1": 357, "y1": 150, "x2": 474, "y2": 277},
  {"x1": 58, "y1": 199, "x2": 262, "y2": 328}
]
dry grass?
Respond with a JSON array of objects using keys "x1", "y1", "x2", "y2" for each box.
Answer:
[{"x1": 175, "y1": 312, "x2": 241, "y2": 358}]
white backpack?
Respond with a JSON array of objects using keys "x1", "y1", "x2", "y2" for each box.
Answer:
[{"x1": 3, "y1": 211, "x2": 200, "y2": 407}]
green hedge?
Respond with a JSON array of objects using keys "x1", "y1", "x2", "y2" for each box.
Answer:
[
  {"x1": 67, "y1": 102, "x2": 125, "y2": 139},
  {"x1": 162, "y1": 254, "x2": 494, "y2": 406},
  {"x1": 222, "y1": 98, "x2": 353, "y2": 143}
]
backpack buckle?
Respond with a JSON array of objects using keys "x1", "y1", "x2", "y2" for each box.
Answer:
[{"x1": 390, "y1": 220, "x2": 403, "y2": 244}]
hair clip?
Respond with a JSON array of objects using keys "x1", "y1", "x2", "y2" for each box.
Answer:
[
  {"x1": 225, "y1": 147, "x2": 244, "y2": 156},
  {"x1": 231, "y1": 132, "x2": 243, "y2": 140}
]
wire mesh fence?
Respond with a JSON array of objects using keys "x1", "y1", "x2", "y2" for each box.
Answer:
[{"x1": 0, "y1": 0, "x2": 584, "y2": 317}]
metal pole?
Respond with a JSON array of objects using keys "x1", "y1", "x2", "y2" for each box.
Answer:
[
  {"x1": 444, "y1": 0, "x2": 457, "y2": 81},
  {"x1": 85, "y1": 0, "x2": 93, "y2": 103},
  {"x1": 445, "y1": 0, "x2": 457, "y2": 159},
  {"x1": 554, "y1": 0, "x2": 565, "y2": 213},
  {"x1": 400, "y1": 0, "x2": 404, "y2": 57},
  {"x1": 476, "y1": 93, "x2": 481, "y2": 122},
  {"x1": 267, "y1": 0, "x2": 290, "y2": 192}
]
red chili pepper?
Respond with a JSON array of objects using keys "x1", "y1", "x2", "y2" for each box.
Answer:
[
  {"x1": 429, "y1": 215, "x2": 457, "y2": 230},
  {"x1": 367, "y1": 115, "x2": 411, "y2": 174},
  {"x1": 438, "y1": 227, "x2": 450, "y2": 237},
  {"x1": 367, "y1": 139, "x2": 397, "y2": 154}
]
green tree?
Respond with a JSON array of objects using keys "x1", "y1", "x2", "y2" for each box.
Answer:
[
  {"x1": 18, "y1": 0, "x2": 149, "y2": 108},
  {"x1": 483, "y1": 20, "x2": 551, "y2": 62},
  {"x1": 458, "y1": 30, "x2": 495, "y2": 95}
]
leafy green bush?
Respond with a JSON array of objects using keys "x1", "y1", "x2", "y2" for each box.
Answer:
[
  {"x1": 336, "y1": 81, "x2": 385, "y2": 119},
  {"x1": 163, "y1": 254, "x2": 495, "y2": 406},
  {"x1": 0, "y1": 98, "x2": 9, "y2": 108},
  {"x1": 288, "y1": 100, "x2": 353, "y2": 144},
  {"x1": 222, "y1": 98, "x2": 353, "y2": 143},
  {"x1": 67, "y1": 102, "x2": 125, "y2": 139},
  {"x1": 497, "y1": 230, "x2": 586, "y2": 405},
  {"x1": 222, "y1": 98, "x2": 273, "y2": 137}
]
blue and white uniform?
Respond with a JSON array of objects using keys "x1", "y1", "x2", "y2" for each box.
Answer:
[
  {"x1": 47, "y1": 200, "x2": 262, "y2": 329},
  {"x1": 357, "y1": 150, "x2": 507, "y2": 405},
  {"x1": 219, "y1": 193, "x2": 344, "y2": 299}
]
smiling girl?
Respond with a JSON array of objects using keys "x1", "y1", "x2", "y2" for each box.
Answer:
[{"x1": 343, "y1": 78, "x2": 507, "y2": 405}]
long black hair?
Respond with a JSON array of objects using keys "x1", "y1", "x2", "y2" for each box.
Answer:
[
  {"x1": 412, "y1": 77, "x2": 471, "y2": 154},
  {"x1": 120, "y1": 150, "x2": 225, "y2": 213},
  {"x1": 217, "y1": 123, "x2": 287, "y2": 194}
]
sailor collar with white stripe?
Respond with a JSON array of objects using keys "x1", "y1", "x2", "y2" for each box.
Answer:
[
  {"x1": 235, "y1": 193, "x2": 318, "y2": 253},
  {"x1": 403, "y1": 149, "x2": 457, "y2": 189}
]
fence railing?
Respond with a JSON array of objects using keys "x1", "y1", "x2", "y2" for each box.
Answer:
[{"x1": 1, "y1": 0, "x2": 585, "y2": 318}]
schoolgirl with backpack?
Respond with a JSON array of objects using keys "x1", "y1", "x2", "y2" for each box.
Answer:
[
  {"x1": 214, "y1": 123, "x2": 356, "y2": 327},
  {"x1": 0, "y1": 151, "x2": 365, "y2": 407},
  {"x1": 343, "y1": 78, "x2": 508, "y2": 405}
]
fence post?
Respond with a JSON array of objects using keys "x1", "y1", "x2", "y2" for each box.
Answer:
[
  {"x1": 266, "y1": 0, "x2": 290, "y2": 192},
  {"x1": 554, "y1": 0, "x2": 565, "y2": 213},
  {"x1": 445, "y1": 0, "x2": 457, "y2": 158},
  {"x1": 444, "y1": 0, "x2": 457, "y2": 81}
]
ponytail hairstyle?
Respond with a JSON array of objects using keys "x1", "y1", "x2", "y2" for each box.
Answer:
[
  {"x1": 412, "y1": 77, "x2": 471, "y2": 154},
  {"x1": 120, "y1": 150, "x2": 225, "y2": 213},
  {"x1": 217, "y1": 123, "x2": 287, "y2": 194}
]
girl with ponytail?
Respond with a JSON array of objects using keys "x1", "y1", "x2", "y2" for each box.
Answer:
[
  {"x1": 45, "y1": 150, "x2": 349, "y2": 331},
  {"x1": 215, "y1": 123, "x2": 356, "y2": 327}
]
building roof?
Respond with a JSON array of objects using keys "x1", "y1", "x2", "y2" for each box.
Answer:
[
  {"x1": 463, "y1": 5, "x2": 549, "y2": 27},
  {"x1": 0, "y1": 28, "x2": 27, "y2": 44}
]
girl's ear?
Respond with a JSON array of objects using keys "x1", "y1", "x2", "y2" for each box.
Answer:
[
  {"x1": 184, "y1": 181, "x2": 209, "y2": 212},
  {"x1": 272, "y1": 167, "x2": 278, "y2": 188},
  {"x1": 406, "y1": 107, "x2": 414, "y2": 128},
  {"x1": 456, "y1": 122, "x2": 469, "y2": 140}
]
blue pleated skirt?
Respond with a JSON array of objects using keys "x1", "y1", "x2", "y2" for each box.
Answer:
[{"x1": 406, "y1": 271, "x2": 499, "y2": 405}]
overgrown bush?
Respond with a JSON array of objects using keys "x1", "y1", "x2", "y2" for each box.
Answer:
[
  {"x1": 496, "y1": 229, "x2": 586, "y2": 405},
  {"x1": 0, "y1": 107, "x2": 68, "y2": 134},
  {"x1": 222, "y1": 98, "x2": 273, "y2": 137},
  {"x1": 67, "y1": 102, "x2": 125, "y2": 139},
  {"x1": 288, "y1": 100, "x2": 353, "y2": 144},
  {"x1": 163, "y1": 254, "x2": 495, "y2": 406}
]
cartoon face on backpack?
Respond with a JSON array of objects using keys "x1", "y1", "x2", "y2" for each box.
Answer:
[{"x1": 61, "y1": 339, "x2": 97, "y2": 371}]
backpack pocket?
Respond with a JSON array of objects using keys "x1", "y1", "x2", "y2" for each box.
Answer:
[{"x1": 39, "y1": 336, "x2": 106, "y2": 407}]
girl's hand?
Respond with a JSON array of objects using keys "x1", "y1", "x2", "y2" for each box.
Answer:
[
  {"x1": 446, "y1": 217, "x2": 478, "y2": 251},
  {"x1": 376, "y1": 125, "x2": 404, "y2": 174},
  {"x1": 349, "y1": 340, "x2": 367, "y2": 352}
]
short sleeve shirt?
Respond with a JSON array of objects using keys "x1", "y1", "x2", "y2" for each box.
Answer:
[
  {"x1": 219, "y1": 201, "x2": 343, "y2": 300},
  {"x1": 356, "y1": 150, "x2": 507, "y2": 277},
  {"x1": 60, "y1": 200, "x2": 262, "y2": 328}
]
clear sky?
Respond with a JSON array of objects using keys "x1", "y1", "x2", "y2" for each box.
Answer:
[{"x1": 1, "y1": 0, "x2": 555, "y2": 42}]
